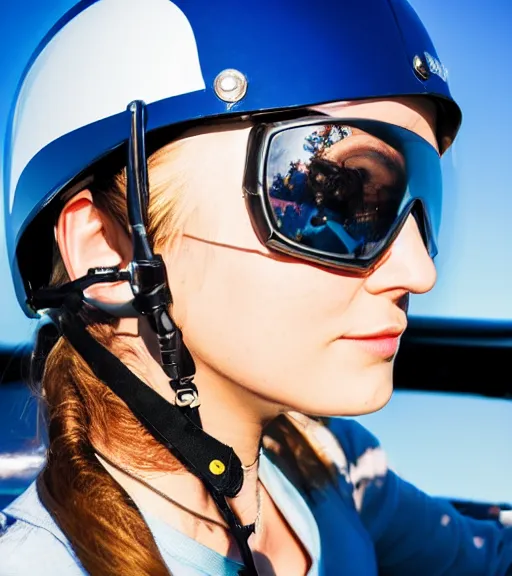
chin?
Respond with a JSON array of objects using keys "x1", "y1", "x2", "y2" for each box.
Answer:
[
  {"x1": 289, "y1": 365, "x2": 395, "y2": 418},
  {"x1": 350, "y1": 380, "x2": 394, "y2": 415}
]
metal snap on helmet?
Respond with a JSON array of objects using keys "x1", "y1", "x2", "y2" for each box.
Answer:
[{"x1": 4, "y1": 0, "x2": 461, "y2": 317}]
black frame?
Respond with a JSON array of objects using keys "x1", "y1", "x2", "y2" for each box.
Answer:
[{"x1": 243, "y1": 116, "x2": 439, "y2": 274}]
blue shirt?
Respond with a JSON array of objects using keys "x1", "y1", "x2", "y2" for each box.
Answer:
[{"x1": 1, "y1": 418, "x2": 511, "y2": 575}]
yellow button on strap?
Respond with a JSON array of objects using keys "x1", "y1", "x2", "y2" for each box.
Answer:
[{"x1": 209, "y1": 459, "x2": 226, "y2": 475}]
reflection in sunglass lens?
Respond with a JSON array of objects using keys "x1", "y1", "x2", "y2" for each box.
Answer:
[{"x1": 267, "y1": 124, "x2": 407, "y2": 258}]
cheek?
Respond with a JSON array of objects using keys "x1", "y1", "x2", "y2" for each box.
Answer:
[{"x1": 174, "y1": 229, "x2": 393, "y2": 415}]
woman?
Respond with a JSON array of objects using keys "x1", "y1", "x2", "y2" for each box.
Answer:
[{"x1": 1, "y1": 0, "x2": 511, "y2": 574}]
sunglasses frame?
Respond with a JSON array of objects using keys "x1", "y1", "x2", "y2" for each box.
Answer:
[{"x1": 243, "y1": 116, "x2": 440, "y2": 273}]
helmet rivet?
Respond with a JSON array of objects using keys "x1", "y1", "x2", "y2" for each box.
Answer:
[
  {"x1": 214, "y1": 69, "x2": 248, "y2": 103},
  {"x1": 413, "y1": 55, "x2": 430, "y2": 81}
]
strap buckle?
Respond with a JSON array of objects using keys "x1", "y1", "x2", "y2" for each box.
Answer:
[{"x1": 175, "y1": 387, "x2": 201, "y2": 409}]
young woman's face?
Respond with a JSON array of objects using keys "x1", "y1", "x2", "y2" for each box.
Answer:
[{"x1": 165, "y1": 97, "x2": 438, "y2": 417}]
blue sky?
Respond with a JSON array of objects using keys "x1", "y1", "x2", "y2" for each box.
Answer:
[{"x1": 1, "y1": 0, "x2": 512, "y2": 347}]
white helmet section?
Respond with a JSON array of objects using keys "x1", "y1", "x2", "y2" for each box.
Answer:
[{"x1": 8, "y1": 0, "x2": 205, "y2": 212}]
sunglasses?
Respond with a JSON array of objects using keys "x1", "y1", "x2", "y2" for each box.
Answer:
[{"x1": 243, "y1": 116, "x2": 442, "y2": 272}]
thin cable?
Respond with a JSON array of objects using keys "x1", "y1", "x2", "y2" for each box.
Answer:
[{"x1": 94, "y1": 449, "x2": 263, "y2": 534}]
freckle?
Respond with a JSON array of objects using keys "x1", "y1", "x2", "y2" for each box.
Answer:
[
  {"x1": 440, "y1": 514, "x2": 451, "y2": 526},
  {"x1": 473, "y1": 537, "x2": 485, "y2": 549}
]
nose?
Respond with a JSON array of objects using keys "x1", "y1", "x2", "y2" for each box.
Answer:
[{"x1": 365, "y1": 214, "x2": 437, "y2": 295}]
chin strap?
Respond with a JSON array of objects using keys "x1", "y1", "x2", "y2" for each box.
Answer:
[
  {"x1": 30, "y1": 100, "x2": 259, "y2": 575},
  {"x1": 56, "y1": 297, "x2": 257, "y2": 575},
  {"x1": 30, "y1": 266, "x2": 131, "y2": 311},
  {"x1": 125, "y1": 100, "x2": 203, "y2": 428},
  {"x1": 128, "y1": 255, "x2": 202, "y2": 427},
  {"x1": 57, "y1": 294, "x2": 244, "y2": 496}
]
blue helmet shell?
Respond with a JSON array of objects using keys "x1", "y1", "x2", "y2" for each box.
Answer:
[{"x1": 4, "y1": 0, "x2": 461, "y2": 316}]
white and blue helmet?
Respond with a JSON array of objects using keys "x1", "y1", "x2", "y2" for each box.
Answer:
[{"x1": 4, "y1": 0, "x2": 461, "y2": 316}]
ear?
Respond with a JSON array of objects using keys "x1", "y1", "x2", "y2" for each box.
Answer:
[{"x1": 55, "y1": 189, "x2": 134, "y2": 306}]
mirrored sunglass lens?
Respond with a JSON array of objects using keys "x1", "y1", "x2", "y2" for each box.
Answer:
[{"x1": 266, "y1": 123, "x2": 410, "y2": 258}]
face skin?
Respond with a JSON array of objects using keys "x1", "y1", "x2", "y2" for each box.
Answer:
[
  {"x1": 168, "y1": 97, "x2": 438, "y2": 418},
  {"x1": 57, "y1": 97, "x2": 438, "y2": 555}
]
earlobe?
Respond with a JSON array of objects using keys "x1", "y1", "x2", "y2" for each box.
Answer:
[{"x1": 55, "y1": 189, "x2": 134, "y2": 306}]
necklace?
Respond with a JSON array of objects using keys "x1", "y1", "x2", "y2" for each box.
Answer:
[
  {"x1": 241, "y1": 454, "x2": 260, "y2": 472},
  {"x1": 94, "y1": 450, "x2": 263, "y2": 534}
]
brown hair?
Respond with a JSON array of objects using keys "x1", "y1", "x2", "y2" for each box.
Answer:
[{"x1": 37, "y1": 135, "x2": 335, "y2": 576}]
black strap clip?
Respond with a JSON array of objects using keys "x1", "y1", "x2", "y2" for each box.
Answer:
[
  {"x1": 29, "y1": 266, "x2": 130, "y2": 312},
  {"x1": 129, "y1": 256, "x2": 172, "y2": 316}
]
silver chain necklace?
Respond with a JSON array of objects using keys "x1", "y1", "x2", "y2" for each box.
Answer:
[{"x1": 94, "y1": 450, "x2": 263, "y2": 534}]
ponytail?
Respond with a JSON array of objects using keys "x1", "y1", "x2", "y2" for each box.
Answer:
[{"x1": 39, "y1": 329, "x2": 172, "y2": 576}]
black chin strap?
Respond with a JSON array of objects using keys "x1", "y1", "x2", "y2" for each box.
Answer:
[
  {"x1": 128, "y1": 255, "x2": 202, "y2": 428},
  {"x1": 125, "y1": 100, "x2": 203, "y2": 429},
  {"x1": 58, "y1": 296, "x2": 243, "y2": 496},
  {"x1": 31, "y1": 99, "x2": 259, "y2": 575},
  {"x1": 57, "y1": 296, "x2": 258, "y2": 575},
  {"x1": 30, "y1": 266, "x2": 131, "y2": 310}
]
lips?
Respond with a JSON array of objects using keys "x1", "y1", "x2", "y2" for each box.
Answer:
[
  {"x1": 351, "y1": 335, "x2": 401, "y2": 359},
  {"x1": 344, "y1": 327, "x2": 405, "y2": 340},
  {"x1": 341, "y1": 327, "x2": 405, "y2": 359}
]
